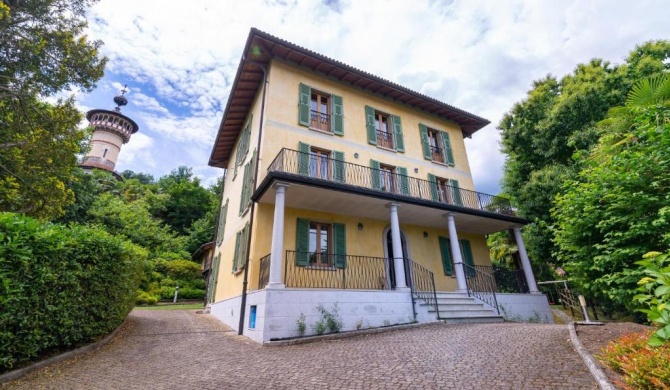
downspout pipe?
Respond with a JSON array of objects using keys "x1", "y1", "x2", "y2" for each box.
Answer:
[{"x1": 238, "y1": 58, "x2": 268, "y2": 336}]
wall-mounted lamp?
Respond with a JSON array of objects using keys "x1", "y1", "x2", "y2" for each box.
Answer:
[
  {"x1": 423, "y1": 231, "x2": 428, "y2": 238},
  {"x1": 414, "y1": 168, "x2": 419, "y2": 173},
  {"x1": 354, "y1": 152, "x2": 360, "y2": 159},
  {"x1": 358, "y1": 223, "x2": 364, "y2": 231}
]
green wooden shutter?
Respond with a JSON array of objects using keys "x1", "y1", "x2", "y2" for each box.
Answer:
[
  {"x1": 370, "y1": 159, "x2": 381, "y2": 190},
  {"x1": 439, "y1": 236, "x2": 453, "y2": 276},
  {"x1": 240, "y1": 223, "x2": 249, "y2": 270},
  {"x1": 239, "y1": 163, "x2": 250, "y2": 215},
  {"x1": 216, "y1": 199, "x2": 229, "y2": 245},
  {"x1": 441, "y1": 131, "x2": 455, "y2": 166},
  {"x1": 396, "y1": 166, "x2": 409, "y2": 195},
  {"x1": 333, "y1": 223, "x2": 347, "y2": 269},
  {"x1": 450, "y1": 179, "x2": 462, "y2": 205},
  {"x1": 391, "y1": 115, "x2": 404, "y2": 152},
  {"x1": 295, "y1": 218, "x2": 310, "y2": 266},
  {"x1": 232, "y1": 231, "x2": 241, "y2": 272},
  {"x1": 298, "y1": 83, "x2": 311, "y2": 126},
  {"x1": 298, "y1": 142, "x2": 310, "y2": 175},
  {"x1": 419, "y1": 124, "x2": 431, "y2": 160},
  {"x1": 460, "y1": 239, "x2": 475, "y2": 277},
  {"x1": 428, "y1": 173, "x2": 439, "y2": 201},
  {"x1": 333, "y1": 151, "x2": 345, "y2": 183},
  {"x1": 365, "y1": 105, "x2": 377, "y2": 145},
  {"x1": 332, "y1": 95, "x2": 344, "y2": 135},
  {"x1": 208, "y1": 254, "x2": 221, "y2": 303}
]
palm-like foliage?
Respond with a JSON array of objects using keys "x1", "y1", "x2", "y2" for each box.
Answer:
[{"x1": 626, "y1": 74, "x2": 670, "y2": 107}]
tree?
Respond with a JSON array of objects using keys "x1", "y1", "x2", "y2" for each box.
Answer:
[
  {"x1": 499, "y1": 41, "x2": 670, "y2": 271},
  {"x1": 156, "y1": 167, "x2": 216, "y2": 235},
  {"x1": 0, "y1": 0, "x2": 106, "y2": 219},
  {"x1": 553, "y1": 99, "x2": 670, "y2": 316}
]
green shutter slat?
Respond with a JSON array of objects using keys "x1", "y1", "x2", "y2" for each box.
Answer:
[
  {"x1": 450, "y1": 179, "x2": 463, "y2": 205},
  {"x1": 439, "y1": 236, "x2": 453, "y2": 276},
  {"x1": 460, "y1": 239, "x2": 475, "y2": 277},
  {"x1": 333, "y1": 223, "x2": 347, "y2": 269},
  {"x1": 298, "y1": 142, "x2": 310, "y2": 175},
  {"x1": 298, "y1": 83, "x2": 311, "y2": 126},
  {"x1": 396, "y1": 167, "x2": 409, "y2": 195},
  {"x1": 370, "y1": 159, "x2": 381, "y2": 190},
  {"x1": 333, "y1": 151, "x2": 345, "y2": 183},
  {"x1": 240, "y1": 223, "x2": 249, "y2": 270},
  {"x1": 239, "y1": 163, "x2": 250, "y2": 215},
  {"x1": 391, "y1": 115, "x2": 404, "y2": 152},
  {"x1": 332, "y1": 95, "x2": 344, "y2": 135},
  {"x1": 216, "y1": 199, "x2": 229, "y2": 245},
  {"x1": 441, "y1": 131, "x2": 455, "y2": 166},
  {"x1": 428, "y1": 173, "x2": 439, "y2": 201},
  {"x1": 365, "y1": 105, "x2": 377, "y2": 145},
  {"x1": 233, "y1": 232, "x2": 241, "y2": 272},
  {"x1": 295, "y1": 218, "x2": 310, "y2": 266},
  {"x1": 209, "y1": 254, "x2": 221, "y2": 303},
  {"x1": 419, "y1": 124, "x2": 431, "y2": 160}
]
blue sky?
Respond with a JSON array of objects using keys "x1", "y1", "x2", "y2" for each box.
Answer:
[{"x1": 74, "y1": 0, "x2": 670, "y2": 194}]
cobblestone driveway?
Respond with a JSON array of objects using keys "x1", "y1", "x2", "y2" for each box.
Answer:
[{"x1": 3, "y1": 310, "x2": 596, "y2": 389}]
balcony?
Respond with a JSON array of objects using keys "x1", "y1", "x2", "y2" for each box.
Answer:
[
  {"x1": 266, "y1": 148, "x2": 514, "y2": 216},
  {"x1": 310, "y1": 110, "x2": 331, "y2": 133},
  {"x1": 376, "y1": 129, "x2": 394, "y2": 149}
]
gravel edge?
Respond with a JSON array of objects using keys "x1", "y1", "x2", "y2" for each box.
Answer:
[
  {"x1": 568, "y1": 322, "x2": 615, "y2": 390},
  {"x1": 0, "y1": 320, "x2": 127, "y2": 385}
]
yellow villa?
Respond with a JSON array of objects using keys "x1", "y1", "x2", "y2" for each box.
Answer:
[{"x1": 206, "y1": 29, "x2": 551, "y2": 343}]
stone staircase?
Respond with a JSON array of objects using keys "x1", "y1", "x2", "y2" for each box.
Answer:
[{"x1": 421, "y1": 292, "x2": 504, "y2": 324}]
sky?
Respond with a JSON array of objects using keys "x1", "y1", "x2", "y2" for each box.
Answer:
[{"x1": 75, "y1": 0, "x2": 670, "y2": 194}]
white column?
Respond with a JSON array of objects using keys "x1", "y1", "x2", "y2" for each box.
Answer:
[
  {"x1": 267, "y1": 182, "x2": 289, "y2": 289},
  {"x1": 387, "y1": 202, "x2": 408, "y2": 290},
  {"x1": 513, "y1": 227, "x2": 539, "y2": 293},
  {"x1": 445, "y1": 213, "x2": 467, "y2": 292}
]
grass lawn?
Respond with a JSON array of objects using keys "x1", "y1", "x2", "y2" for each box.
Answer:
[{"x1": 135, "y1": 303, "x2": 204, "y2": 311}]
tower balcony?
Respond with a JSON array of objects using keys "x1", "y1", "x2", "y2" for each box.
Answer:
[{"x1": 252, "y1": 148, "x2": 527, "y2": 235}]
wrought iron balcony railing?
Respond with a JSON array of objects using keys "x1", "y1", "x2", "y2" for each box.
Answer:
[
  {"x1": 257, "y1": 253, "x2": 271, "y2": 290},
  {"x1": 284, "y1": 251, "x2": 389, "y2": 290},
  {"x1": 267, "y1": 148, "x2": 514, "y2": 215},
  {"x1": 376, "y1": 129, "x2": 394, "y2": 149},
  {"x1": 310, "y1": 110, "x2": 331, "y2": 132}
]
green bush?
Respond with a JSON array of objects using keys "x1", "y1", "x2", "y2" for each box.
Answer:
[
  {"x1": 135, "y1": 291, "x2": 158, "y2": 306},
  {"x1": 635, "y1": 251, "x2": 670, "y2": 346},
  {"x1": 0, "y1": 213, "x2": 146, "y2": 371}
]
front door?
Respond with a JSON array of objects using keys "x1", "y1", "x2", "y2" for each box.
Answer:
[{"x1": 386, "y1": 230, "x2": 410, "y2": 289}]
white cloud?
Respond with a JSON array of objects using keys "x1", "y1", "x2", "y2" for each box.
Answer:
[{"x1": 80, "y1": 0, "x2": 670, "y2": 194}]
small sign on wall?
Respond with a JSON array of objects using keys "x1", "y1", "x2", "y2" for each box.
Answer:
[{"x1": 249, "y1": 305, "x2": 257, "y2": 329}]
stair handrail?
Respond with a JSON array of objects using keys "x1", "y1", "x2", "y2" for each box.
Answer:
[
  {"x1": 462, "y1": 263, "x2": 500, "y2": 315},
  {"x1": 408, "y1": 259, "x2": 440, "y2": 319}
]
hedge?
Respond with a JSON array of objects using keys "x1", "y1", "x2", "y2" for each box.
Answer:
[{"x1": 0, "y1": 213, "x2": 147, "y2": 372}]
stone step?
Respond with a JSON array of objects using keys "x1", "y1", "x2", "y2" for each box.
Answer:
[
  {"x1": 439, "y1": 309, "x2": 499, "y2": 317},
  {"x1": 441, "y1": 316, "x2": 505, "y2": 324},
  {"x1": 434, "y1": 297, "x2": 480, "y2": 304}
]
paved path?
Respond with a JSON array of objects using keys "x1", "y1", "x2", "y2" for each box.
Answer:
[{"x1": 3, "y1": 310, "x2": 596, "y2": 389}]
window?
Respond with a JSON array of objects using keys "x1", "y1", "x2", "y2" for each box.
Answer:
[
  {"x1": 370, "y1": 160, "x2": 410, "y2": 195},
  {"x1": 379, "y1": 164, "x2": 396, "y2": 193},
  {"x1": 102, "y1": 148, "x2": 108, "y2": 158},
  {"x1": 309, "y1": 147, "x2": 331, "y2": 180},
  {"x1": 296, "y1": 218, "x2": 346, "y2": 268},
  {"x1": 232, "y1": 223, "x2": 249, "y2": 273},
  {"x1": 375, "y1": 112, "x2": 394, "y2": 149},
  {"x1": 215, "y1": 199, "x2": 229, "y2": 245},
  {"x1": 420, "y1": 124, "x2": 454, "y2": 166},
  {"x1": 234, "y1": 114, "x2": 253, "y2": 178},
  {"x1": 298, "y1": 142, "x2": 345, "y2": 183},
  {"x1": 428, "y1": 174, "x2": 462, "y2": 205},
  {"x1": 438, "y1": 237, "x2": 475, "y2": 276},
  {"x1": 308, "y1": 222, "x2": 332, "y2": 266},
  {"x1": 310, "y1": 91, "x2": 330, "y2": 132},
  {"x1": 239, "y1": 150, "x2": 257, "y2": 215},
  {"x1": 298, "y1": 83, "x2": 343, "y2": 135},
  {"x1": 365, "y1": 106, "x2": 404, "y2": 152}
]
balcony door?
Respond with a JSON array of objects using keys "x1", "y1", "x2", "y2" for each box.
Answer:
[{"x1": 384, "y1": 228, "x2": 410, "y2": 289}]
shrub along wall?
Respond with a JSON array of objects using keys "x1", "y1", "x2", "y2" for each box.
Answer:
[{"x1": 0, "y1": 213, "x2": 147, "y2": 372}]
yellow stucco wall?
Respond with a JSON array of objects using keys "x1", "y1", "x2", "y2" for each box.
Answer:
[{"x1": 258, "y1": 60, "x2": 475, "y2": 191}]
